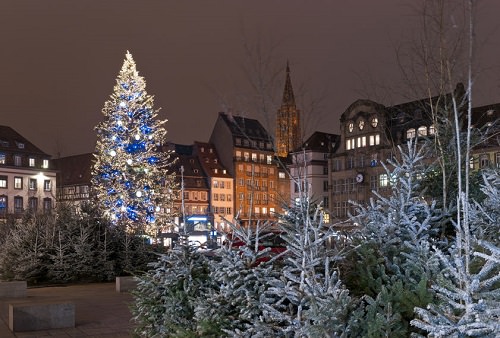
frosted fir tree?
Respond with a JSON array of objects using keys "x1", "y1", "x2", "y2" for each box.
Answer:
[
  {"x1": 92, "y1": 51, "x2": 176, "y2": 237},
  {"x1": 411, "y1": 171, "x2": 500, "y2": 337},
  {"x1": 261, "y1": 194, "x2": 353, "y2": 337},
  {"x1": 194, "y1": 220, "x2": 283, "y2": 337},
  {"x1": 344, "y1": 141, "x2": 440, "y2": 336},
  {"x1": 131, "y1": 234, "x2": 213, "y2": 337}
]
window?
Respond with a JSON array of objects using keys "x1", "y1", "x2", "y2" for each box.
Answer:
[
  {"x1": 220, "y1": 194, "x2": 225, "y2": 201},
  {"x1": 14, "y1": 177, "x2": 22, "y2": 189},
  {"x1": 226, "y1": 207, "x2": 232, "y2": 214},
  {"x1": 371, "y1": 116, "x2": 379, "y2": 128},
  {"x1": 0, "y1": 176, "x2": 7, "y2": 188},
  {"x1": 238, "y1": 178, "x2": 244, "y2": 186},
  {"x1": 14, "y1": 196, "x2": 23, "y2": 214},
  {"x1": 379, "y1": 174, "x2": 389, "y2": 187},
  {"x1": 235, "y1": 138, "x2": 242, "y2": 146},
  {"x1": 183, "y1": 191, "x2": 189, "y2": 200},
  {"x1": 44, "y1": 180, "x2": 51, "y2": 191},
  {"x1": 43, "y1": 198, "x2": 52, "y2": 213},
  {"x1": 348, "y1": 122, "x2": 354, "y2": 133},
  {"x1": 29, "y1": 197, "x2": 38, "y2": 212},
  {"x1": 14, "y1": 155, "x2": 21, "y2": 166},
  {"x1": 227, "y1": 194, "x2": 232, "y2": 201},
  {"x1": 370, "y1": 175, "x2": 377, "y2": 190},
  {"x1": 323, "y1": 166, "x2": 328, "y2": 175},
  {"x1": 0, "y1": 195, "x2": 7, "y2": 214},
  {"x1": 346, "y1": 157, "x2": 354, "y2": 169},
  {"x1": 238, "y1": 164, "x2": 243, "y2": 172},
  {"x1": 270, "y1": 207, "x2": 275, "y2": 214},
  {"x1": 244, "y1": 152, "x2": 250, "y2": 161},
  {"x1": 406, "y1": 128, "x2": 416, "y2": 139},
  {"x1": 417, "y1": 126, "x2": 427, "y2": 137},
  {"x1": 358, "y1": 119, "x2": 365, "y2": 130},
  {"x1": 357, "y1": 136, "x2": 366, "y2": 148},
  {"x1": 239, "y1": 193, "x2": 244, "y2": 200},
  {"x1": 236, "y1": 151, "x2": 242, "y2": 160},
  {"x1": 323, "y1": 196, "x2": 329, "y2": 209},
  {"x1": 254, "y1": 207, "x2": 260, "y2": 215},
  {"x1": 429, "y1": 124, "x2": 436, "y2": 135},
  {"x1": 269, "y1": 181, "x2": 275, "y2": 189},
  {"x1": 29, "y1": 158, "x2": 35, "y2": 167},
  {"x1": 480, "y1": 154, "x2": 490, "y2": 168},
  {"x1": 323, "y1": 181, "x2": 329, "y2": 192},
  {"x1": 496, "y1": 153, "x2": 500, "y2": 168},
  {"x1": 332, "y1": 159, "x2": 342, "y2": 171},
  {"x1": 262, "y1": 207, "x2": 267, "y2": 215},
  {"x1": 201, "y1": 192, "x2": 207, "y2": 200},
  {"x1": 252, "y1": 153, "x2": 257, "y2": 162},
  {"x1": 0, "y1": 153, "x2": 5, "y2": 164},
  {"x1": 259, "y1": 154, "x2": 265, "y2": 162},
  {"x1": 213, "y1": 193, "x2": 218, "y2": 201},
  {"x1": 266, "y1": 155, "x2": 272, "y2": 164},
  {"x1": 279, "y1": 172, "x2": 286, "y2": 179},
  {"x1": 29, "y1": 178, "x2": 37, "y2": 190},
  {"x1": 226, "y1": 181, "x2": 231, "y2": 189},
  {"x1": 193, "y1": 192, "x2": 199, "y2": 200},
  {"x1": 213, "y1": 180, "x2": 219, "y2": 188}
]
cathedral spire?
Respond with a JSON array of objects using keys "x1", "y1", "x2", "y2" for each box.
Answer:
[
  {"x1": 282, "y1": 60, "x2": 296, "y2": 107},
  {"x1": 276, "y1": 61, "x2": 301, "y2": 157}
]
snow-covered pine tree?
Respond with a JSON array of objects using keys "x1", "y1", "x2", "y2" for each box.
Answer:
[
  {"x1": 131, "y1": 234, "x2": 213, "y2": 337},
  {"x1": 92, "y1": 51, "x2": 176, "y2": 238},
  {"x1": 261, "y1": 194, "x2": 353, "y2": 337},
  {"x1": 343, "y1": 141, "x2": 440, "y2": 336},
  {"x1": 194, "y1": 220, "x2": 283, "y2": 337}
]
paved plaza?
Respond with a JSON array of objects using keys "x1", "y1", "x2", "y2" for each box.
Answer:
[{"x1": 0, "y1": 283, "x2": 135, "y2": 337}]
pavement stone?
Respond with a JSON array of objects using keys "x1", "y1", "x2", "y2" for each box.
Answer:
[{"x1": 0, "y1": 283, "x2": 135, "y2": 337}]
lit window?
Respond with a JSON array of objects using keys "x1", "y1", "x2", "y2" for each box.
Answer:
[
  {"x1": 348, "y1": 122, "x2": 354, "y2": 133},
  {"x1": 375, "y1": 134, "x2": 380, "y2": 145},
  {"x1": 407, "y1": 128, "x2": 416, "y2": 139},
  {"x1": 14, "y1": 177, "x2": 22, "y2": 189},
  {"x1": 14, "y1": 155, "x2": 22, "y2": 166},
  {"x1": 244, "y1": 152, "x2": 250, "y2": 161},
  {"x1": 29, "y1": 158, "x2": 35, "y2": 167},
  {"x1": 262, "y1": 207, "x2": 267, "y2": 215},
  {"x1": 379, "y1": 174, "x2": 389, "y2": 187},
  {"x1": 213, "y1": 180, "x2": 219, "y2": 188},
  {"x1": 29, "y1": 179, "x2": 37, "y2": 190},
  {"x1": 42, "y1": 159, "x2": 49, "y2": 168},
  {"x1": 358, "y1": 119, "x2": 365, "y2": 130},
  {"x1": 252, "y1": 153, "x2": 257, "y2": 162},
  {"x1": 44, "y1": 180, "x2": 51, "y2": 191},
  {"x1": 429, "y1": 124, "x2": 435, "y2": 135},
  {"x1": 279, "y1": 172, "x2": 285, "y2": 179},
  {"x1": 371, "y1": 116, "x2": 379, "y2": 128},
  {"x1": 0, "y1": 154, "x2": 5, "y2": 164},
  {"x1": 235, "y1": 151, "x2": 242, "y2": 160},
  {"x1": 417, "y1": 126, "x2": 427, "y2": 137},
  {"x1": 270, "y1": 207, "x2": 275, "y2": 214},
  {"x1": 0, "y1": 176, "x2": 7, "y2": 188},
  {"x1": 266, "y1": 155, "x2": 272, "y2": 164},
  {"x1": 255, "y1": 207, "x2": 260, "y2": 214}
]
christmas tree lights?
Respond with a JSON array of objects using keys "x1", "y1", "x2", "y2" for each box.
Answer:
[{"x1": 92, "y1": 51, "x2": 176, "y2": 236}]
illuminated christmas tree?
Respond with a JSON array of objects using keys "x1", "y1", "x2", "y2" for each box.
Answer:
[{"x1": 92, "y1": 51, "x2": 176, "y2": 237}]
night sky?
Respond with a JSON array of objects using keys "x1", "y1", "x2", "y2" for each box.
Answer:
[{"x1": 1, "y1": 1, "x2": 500, "y2": 158}]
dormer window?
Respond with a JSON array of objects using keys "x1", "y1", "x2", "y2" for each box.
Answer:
[
  {"x1": 417, "y1": 126, "x2": 427, "y2": 137},
  {"x1": 17, "y1": 142, "x2": 25, "y2": 149},
  {"x1": 358, "y1": 119, "x2": 365, "y2": 130},
  {"x1": 42, "y1": 159, "x2": 49, "y2": 169},
  {"x1": 29, "y1": 158, "x2": 35, "y2": 167},
  {"x1": 348, "y1": 122, "x2": 354, "y2": 133},
  {"x1": 371, "y1": 116, "x2": 379, "y2": 128},
  {"x1": 407, "y1": 128, "x2": 416, "y2": 139}
]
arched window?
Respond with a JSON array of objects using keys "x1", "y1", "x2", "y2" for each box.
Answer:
[
  {"x1": 417, "y1": 126, "x2": 427, "y2": 137},
  {"x1": 406, "y1": 128, "x2": 416, "y2": 139}
]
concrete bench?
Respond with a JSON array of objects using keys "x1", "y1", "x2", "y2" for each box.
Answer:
[
  {"x1": 9, "y1": 301, "x2": 75, "y2": 332},
  {"x1": 115, "y1": 276, "x2": 138, "y2": 292},
  {"x1": 0, "y1": 281, "x2": 27, "y2": 298}
]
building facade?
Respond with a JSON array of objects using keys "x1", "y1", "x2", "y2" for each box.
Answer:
[
  {"x1": 193, "y1": 141, "x2": 234, "y2": 231},
  {"x1": 0, "y1": 126, "x2": 56, "y2": 216},
  {"x1": 54, "y1": 153, "x2": 93, "y2": 206},
  {"x1": 289, "y1": 131, "x2": 339, "y2": 223},
  {"x1": 210, "y1": 112, "x2": 283, "y2": 226}
]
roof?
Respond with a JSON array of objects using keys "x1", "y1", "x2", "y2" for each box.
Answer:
[
  {"x1": 53, "y1": 153, "x2": 94, "y2": 186},
  {"x1": 0, "y1": 125, "x2": 49, "y2": 156},
  {"x1": 193, "y1": 141, "x2": 232, "y2": 178},
  {"x1": 301, "y1": 131, "x2": 340, "y2": 153},
  {"x1": 217, "y1": 112, "x2": 272, "y2": 142}
]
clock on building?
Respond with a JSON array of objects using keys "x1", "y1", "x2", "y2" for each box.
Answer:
[{"x1": 355, "y1": 173, "x2": 364, "y2": 183}]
